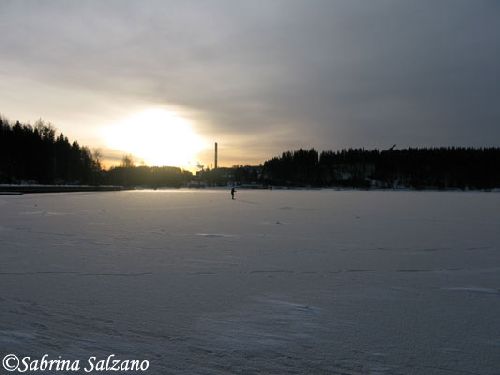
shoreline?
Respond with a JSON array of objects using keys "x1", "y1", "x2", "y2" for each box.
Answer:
[
  {"x1": 0, "y1": 185, "x2": 125, "y2": 194},
  {"x1": 1, "y1": 184, "x2": 499, "y2": 195}
]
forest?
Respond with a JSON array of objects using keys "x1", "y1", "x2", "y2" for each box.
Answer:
[
  {"x1": 0, "y1": 118, "x2": 191, "y2": 187},
  {"x1": 1, "y1": 117, "x2": 499, "y2": 190},
  {"x1": 261, "y1": 148, "x2": 500, "y2": 189},
  {"x1": 0, "y1": 118, "x2": 101, "y2": 185}
]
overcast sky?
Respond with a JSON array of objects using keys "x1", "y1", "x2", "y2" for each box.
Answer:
[{"x1": 1, "y1": 0, "x2": 499, "y2": 166}]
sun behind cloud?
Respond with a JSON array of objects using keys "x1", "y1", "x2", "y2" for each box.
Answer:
[{"x1": 102, "y1": 108, "x2": 208, "y2": 169}]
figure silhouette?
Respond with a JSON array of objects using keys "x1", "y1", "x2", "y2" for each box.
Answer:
[{"x1": 231, "y1": 187, "x2": 236, "y2": 200}]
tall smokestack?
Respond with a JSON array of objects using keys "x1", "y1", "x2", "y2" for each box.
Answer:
[{"x1": 214, "y1": 142, "x2": 218, "y2": 169}]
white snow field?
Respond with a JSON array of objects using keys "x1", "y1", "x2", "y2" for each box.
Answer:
[{"x1": 1, "y1": 190, "x2": 499, "y2": 374}]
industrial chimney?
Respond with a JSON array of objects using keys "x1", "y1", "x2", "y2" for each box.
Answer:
[{"x1": 214, "y1": 142, "x2": 218, "y2": 169}]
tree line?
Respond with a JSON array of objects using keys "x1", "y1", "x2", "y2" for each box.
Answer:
[
  {"x1": 0, "y1": 118, "x2": 101, "y2": 184},
  {"x1": 107, "y1": 156, "x2": 192, "y2": 188},
  {"x1": 1, "y1": 117, "x2": 499, "y2": 189},
  {"x1": 0, "y1": 118, "x2": 191, "y2": 187},
  {"x1": 261, "y1": 148, "x2": 500, "y2": 189}
]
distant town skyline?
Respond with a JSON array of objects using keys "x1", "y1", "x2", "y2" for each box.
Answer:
[{"x1": 1, "y1": 0, "x2": 499, "y2": 170}]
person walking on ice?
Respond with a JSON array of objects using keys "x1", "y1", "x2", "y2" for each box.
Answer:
[{"x1": 231, "y1": 187, "x2": 236, "y2": 200}]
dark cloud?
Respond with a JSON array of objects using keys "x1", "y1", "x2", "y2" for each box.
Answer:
[{"x1": 0, "y1": 0, "x2": 499, "y2": 164}]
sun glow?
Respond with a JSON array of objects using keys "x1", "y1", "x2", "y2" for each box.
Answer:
[{"x1": 102, "y1": 108, "x2": 207, "y2": 168}]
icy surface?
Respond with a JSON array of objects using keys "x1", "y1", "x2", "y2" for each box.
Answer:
[{"x1": 0, "y1": 190, "x2": 499, "y2": 374}]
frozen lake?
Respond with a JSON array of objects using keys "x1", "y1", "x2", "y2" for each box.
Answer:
[{"x1": 1, "y1": 190, "x2": 499, "y2": 374}]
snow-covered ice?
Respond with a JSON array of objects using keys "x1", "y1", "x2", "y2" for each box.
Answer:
[{"x1": 0, "y1": 190, "x2": 499, "y2": 374}]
